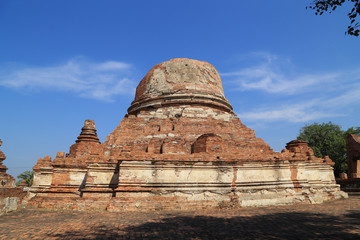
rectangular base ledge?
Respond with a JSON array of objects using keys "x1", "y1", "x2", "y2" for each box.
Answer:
[
  {"x1": 26, "y1": 189, "x2": 347, "y2": 211},
  {"x1": 28, "y1": 160, "x2": 347, "y2": 211}
]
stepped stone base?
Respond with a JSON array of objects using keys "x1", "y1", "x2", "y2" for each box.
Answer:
[{"x1": 28, "y1": 160, "x2": 347, "y2": 211}]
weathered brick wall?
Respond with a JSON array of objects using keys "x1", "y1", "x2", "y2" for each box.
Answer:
[
  {"x1": 346, "y1": 134, "x2": 360, "y2": 178},
  {"x1": 0, "y1": 188, "x2": 27, "y2": 215}
]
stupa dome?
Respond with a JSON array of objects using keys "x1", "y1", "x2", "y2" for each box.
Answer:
[{"x1": 127, "y1": 58, "x2": 233, "y2": 114}]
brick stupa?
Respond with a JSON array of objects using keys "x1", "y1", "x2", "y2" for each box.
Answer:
[
  {"x1": 29, "y1": 58, "x2": 347, "y2": 210},
  {"x1": 346, "y1": 134, "x2": 360, "y2": 178},
  {"x1": 0, "y1": 139, "x2": 15, "y2": 188}
]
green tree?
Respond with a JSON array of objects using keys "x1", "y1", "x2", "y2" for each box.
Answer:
[
  {"x1": 307, "y1": 0, "x2": 360, "y2": 36},
  {"x1": 344, "y1": 126, "x2": 360, "y2": 135},
  {"x1": 297, "y1": 122, "x2": 360, "y2": 176},
  {"x1": 16, "y1": 171, "x2": 34, "y2": 187}
]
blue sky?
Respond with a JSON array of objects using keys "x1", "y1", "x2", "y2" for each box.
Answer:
[{"x1": 1, "y1": 1, "x2": 359, "y2": 179}]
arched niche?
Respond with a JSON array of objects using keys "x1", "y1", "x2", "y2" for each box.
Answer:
[{"x1": 191, "y1": 134, "x2": 223, "y2": 154}]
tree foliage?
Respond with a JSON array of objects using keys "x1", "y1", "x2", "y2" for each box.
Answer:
[
  {"x1": 307, "y1": 0, "x2": 360, "y2": 36},
  {"x1": 344, "y1": 126, "x2": 360, "y2": 135},
  {"x1": 16, "y1": 170, "x2": 34, "y2": 187},
  {"x1": 297, "y1": 122, "x2": 360, "y2": 176}
]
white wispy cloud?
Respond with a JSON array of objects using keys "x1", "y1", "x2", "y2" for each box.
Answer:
[
  {"x1": 0, "y1": 57, "x2": 136, "y2": 101},
  {"x1": 224, "y1": 52, "x2": 360, "y2": 123},
  {"x1": 239, "y1": 101, "x2": 343, "y2": 123},
  {"x1": 221, "y1": 52, "x2": 339, "y2": 95},
  {"x1": 322, "y1": 82, "x2": 360, "y2": 108}
]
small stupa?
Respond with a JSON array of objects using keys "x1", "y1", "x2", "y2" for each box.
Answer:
[{"x1": 0, "y1": 139, "x2": 15, "y2": 188}]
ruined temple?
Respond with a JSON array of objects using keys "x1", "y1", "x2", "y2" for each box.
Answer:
[
  {"x1": 0, "y1": 139, "x2": 28, "y2": 215},
  {"x1": 29, "y1": 58, "x2": 347, "y2": 210},
  {"x1": 0, "y1": 139, "x2": 15, "y2": 188},
  {"x1": 346, "y1": 134, "x2": 360, "y2": 178}
]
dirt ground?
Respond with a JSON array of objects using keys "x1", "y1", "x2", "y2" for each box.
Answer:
[{"x1": 0, "y1": 193, "x2": 359, "y2": 239}]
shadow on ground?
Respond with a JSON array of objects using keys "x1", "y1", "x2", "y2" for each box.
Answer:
[{"x1": 48, "y1": 211, "x2": 360, "y2": 239}]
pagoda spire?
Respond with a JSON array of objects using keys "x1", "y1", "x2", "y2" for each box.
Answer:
[{"x1": 75, "y1": 120, "x2": 101, "y2": 143}]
